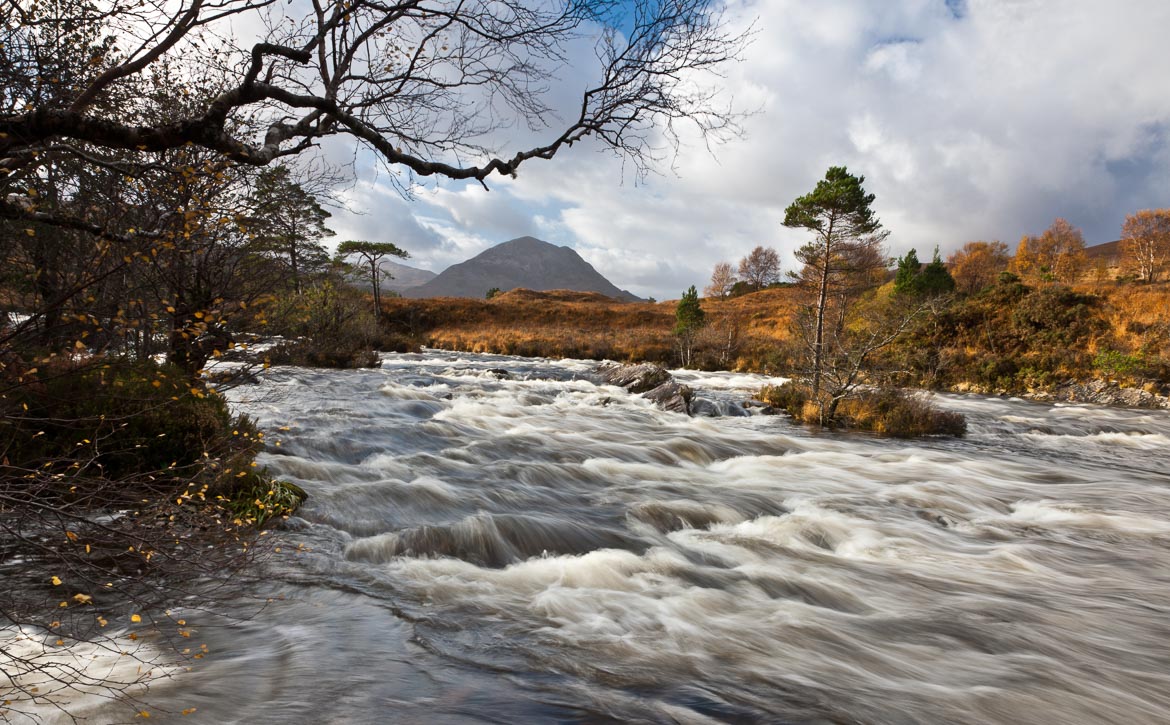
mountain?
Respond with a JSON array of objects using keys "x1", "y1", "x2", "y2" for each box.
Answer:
[
  {"x1": 402, "y1": 236, "x2": 642, "y2": 301},
  {"x1": 379, "y1": 259, "x2": 437, "y2": 293}
]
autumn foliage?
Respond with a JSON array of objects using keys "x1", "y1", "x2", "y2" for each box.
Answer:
[
  {"x1": 1011, "y1": 218, "x2": 1088, "y2": 284},
  {"x1": 1121, "y1": 209, "x2": 1170, "y2": 282}
]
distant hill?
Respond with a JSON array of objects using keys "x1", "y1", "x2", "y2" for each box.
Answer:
[
  {"x1": 380, "y1": 259, "x2": 437, "y2": 293},
  {"x1": 402, "y1": 236, "x2": 641, "y2": 301},
  {"x1": 1084, "y1": 239, "x2": 1122, "y2": 263}
]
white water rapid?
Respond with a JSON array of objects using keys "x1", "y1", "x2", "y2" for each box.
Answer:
[{"x1": 70, "y1": 352, "x2": 1170, "y2": 723}]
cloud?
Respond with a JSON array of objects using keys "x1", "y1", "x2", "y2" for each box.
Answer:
[{"x1": 321, "y1": 0, "x2": 1170, "y2": 298}]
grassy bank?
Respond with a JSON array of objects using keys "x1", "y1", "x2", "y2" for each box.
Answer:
[
  {"x1": 380, "y1": 280, "x2": 1170, "y2": 397},
  {"x1": 382, "y1": 288, "x2": 800, "y2": 371}
]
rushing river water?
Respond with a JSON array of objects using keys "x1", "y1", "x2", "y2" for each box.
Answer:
[{"x1": 60, "y1": 351, "x2": 1170, "y2": 723}]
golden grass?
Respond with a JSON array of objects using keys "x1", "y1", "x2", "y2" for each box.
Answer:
[
  {"x1": 380, "y1": 282, "x2": 1170, "y2": 375},
  {"x1": 380, "y1": 287, "x2": 798, "y2": 370}
]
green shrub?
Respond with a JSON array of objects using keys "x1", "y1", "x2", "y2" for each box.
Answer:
[
  {"x1": 1094, "y1": 349, "x2": 1145, "y2": 379},
  {"x1": 1, "y1": 361, "x2": 260, "y2": 484},
  {"x1": 221, "y1": 478, "x2": 307, "y2": 527},
  {"x1": 0, "y1": 359, "x2": 301, "y2": 516}
]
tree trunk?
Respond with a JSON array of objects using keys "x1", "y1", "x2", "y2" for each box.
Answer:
[
  {"x1": 369, "y1": 259, "x2": 381, "y2": 321},
  {"x1": 290, "y1": 240, "x2": 301, "y2": 294},
  {"x1": 811, "y1": 217, "x2": 835, "y2": 399}
]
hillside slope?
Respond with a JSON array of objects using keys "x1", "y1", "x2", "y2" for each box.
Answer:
[{"x1": 402, "y1": 236, "x2": 641, "y2": 301}]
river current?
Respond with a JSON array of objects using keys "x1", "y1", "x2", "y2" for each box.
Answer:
[{"x1": 53, "y1": 351, "x2": 1170, "y2": 723}]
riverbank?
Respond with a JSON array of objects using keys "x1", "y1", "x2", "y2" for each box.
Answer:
[{"x1": 378, "y1": 281, "x2": 1170, "y2": 411}]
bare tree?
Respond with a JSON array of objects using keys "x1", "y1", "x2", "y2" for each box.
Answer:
[
  {"x1": 1, "y1": 0, "x2": 747, "y2": 216},
  {"x1": 737, "y1": 246, "x2": 781, "y2": 291},
  {"x1": 704, "y1": 261, "x2": 737, "y2": 299}
]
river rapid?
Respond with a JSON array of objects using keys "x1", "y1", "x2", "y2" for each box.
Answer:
[{"x1": 91, "y1": 352, "x2": 1170, "y2": 723}]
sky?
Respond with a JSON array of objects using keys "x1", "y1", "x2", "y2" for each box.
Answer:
[{"x1": 321, "y1": 0, "x2": 1170, "y2": 300}]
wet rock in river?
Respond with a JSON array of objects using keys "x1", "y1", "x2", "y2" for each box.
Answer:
[
  {"x1": 597, "y1": 362, "x2": 672, "y2": 394},
  {"x1": 644, "y1": 381, "x2": 693, "y2": 415}
]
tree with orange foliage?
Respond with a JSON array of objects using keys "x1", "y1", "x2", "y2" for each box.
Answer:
[
  {"x1": 1011, "y1": 218, "x2": 1087, "y2": 284},
  {"x1": 1121, "y1": 209, "x2": 1170, "y2": 282},
  {"x1": 704, "y1": 261, "x2": 737, "y2": 299},
  {"x1": 947, "y1": 241, "x2": 1011, "y2": 294}
]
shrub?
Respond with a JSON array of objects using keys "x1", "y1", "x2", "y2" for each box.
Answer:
[
  {"x1": 0, "y1": 358, "x2": 305, "y2": 527},
  {"x1": 834, "y1": 389, "x2": 967, "y2": 438},
  {"x1": 264, "y1": 280, "x2": 382, "y2": 368},
  {"x1": 1, "y1": 360, "x2": 261, "y2": 486},
  {"x1": 759, "y1": 381, "x2": 808, "y2": 417},
  {"x1": 761, "y1": 381, "x2": 965, "y2": 437},
  {"x1": 222, "y1": 478, "x2": 307, "y2": 527},
  {"x1": 267, "y1": 340, "x2": 380, "y2": 368},
  {"x1": 1094, "y1": 349, "x2": 1145, "y2": 379}
]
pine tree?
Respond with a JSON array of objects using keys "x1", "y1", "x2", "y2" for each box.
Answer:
[
  {"x1": 336, "y1": 241, "x2": 410, "y2": 320},
  {"x1": 250, "y1": 166, "x2": 334, "y2": 293},
  {"x1": 783, "y1": 166, "x2": 888, "y2": 398},
  {"x1": 674, "y1": 285, "x2": 707, "y2": 367},
  {"x1": 894, "y1": 248, "x2": 922, "y2": 295}
]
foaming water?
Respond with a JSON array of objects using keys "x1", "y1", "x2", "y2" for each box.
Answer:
[{"x1": 104, "y1": 352, "x2": 1170, "y2": 723}]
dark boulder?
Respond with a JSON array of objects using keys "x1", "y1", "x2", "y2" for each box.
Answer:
[
  {"x1": 644, "y1": 381, "x2": 693, "y2": 415},
  {"x1": 597, "y1": 362, "x2": 672, "y2": 394}
]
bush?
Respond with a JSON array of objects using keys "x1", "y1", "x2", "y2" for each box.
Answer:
[
  {"x1": 761, "y1": 381, "x2": 965, "y2": 437},
  {"x1": 759, "y1": 381, "x2": 808, "y2": 417},
  {"x1": 1094, "y1": 349, "x2": 1145, "y2": 379},
  {"x1": 267, "y1": 340, "x2": 380, "y2": 368},
  {"x1": 1, "y1": 360, "x2": 262, "y2": 487},
  {"x1": 222, "y1": 479, "x2": 307, "y2": 527},
  {"x1": 834, "y1": 389, "x2": 967, "y2": 438},
  {"x1": 264, "y1": 280, "x2": 383, "y2": 368}
]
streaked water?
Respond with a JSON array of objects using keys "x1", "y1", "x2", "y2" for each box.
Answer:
[{"x1": 54, "y1": 352, "x2": 1170, "y2": 723}]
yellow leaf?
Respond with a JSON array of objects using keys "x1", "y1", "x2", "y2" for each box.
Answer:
[
  {"x1": 51, "y1": 575, "x2": 62, "y2": 586},
  {"x1": 73, "y1": 593, "x2": 93, "y2": 604},
  {"x1": 74, "y1": 340, "x2": 86, "y2": 350},
  {"x1": 131, "y1": 613, "x2": 142, "y2": 623}
]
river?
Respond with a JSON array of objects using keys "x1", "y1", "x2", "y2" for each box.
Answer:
[{"x1": 49, "y1": 351, "x2": 1170, "y2": 723}]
